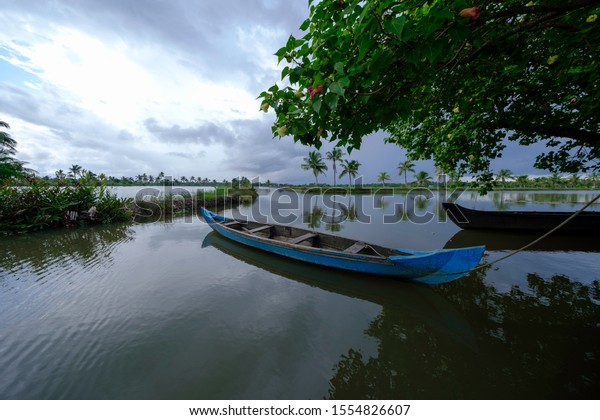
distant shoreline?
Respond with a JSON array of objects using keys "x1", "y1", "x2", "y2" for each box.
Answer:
[{"x1": 273, "y1": 186, "x2": 600, "y2": 194}]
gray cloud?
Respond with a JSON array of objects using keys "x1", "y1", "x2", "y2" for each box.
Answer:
[
  {"x1": 144, "y1": 118, "x2": 237, "y2": 146},
  {"x1": 2, "y1": 0, "x2": 308, "y2": 91},
  {"x1": 220, "y1": 118, "x2": 309, "y2": 180}
]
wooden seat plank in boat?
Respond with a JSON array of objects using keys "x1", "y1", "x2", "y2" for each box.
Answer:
[
  {"x1": 248, "y1": 225, "x2": 272, "y2": 234},
  {"x1": 289, "y1": 232, "x2": 317, "y2": 245},
  {"x1": 223, "y1": 221, "x2": 241, "y2": 227},
  {"x1": 241, "y1": 224, "x2": 273, "y2": 238},
  {"x1": 344, "y1": 242, "x2": 365, "y2": 254}
]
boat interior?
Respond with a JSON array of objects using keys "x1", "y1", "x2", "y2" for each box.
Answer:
[{"x1": 217, "y1": 218, "x2": 409, "y2": 257}]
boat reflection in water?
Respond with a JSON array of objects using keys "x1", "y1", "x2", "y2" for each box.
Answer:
[
  {"x1": 445, "y1": 229, "x2": 600, "y2": 252},
  {"x1": 202, "y1": 232, "x2": 478, "y2": 351}
]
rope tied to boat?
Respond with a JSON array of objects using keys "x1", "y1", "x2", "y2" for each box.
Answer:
[{"x1": 438, "y1": 192, "x2": 600, "y2": 278}]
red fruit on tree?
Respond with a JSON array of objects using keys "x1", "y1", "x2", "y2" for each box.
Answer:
[
  {"x1": 308, "y1": 84, "x2": 324, "y2": 99},
  {"x1": 459, "y1": 7, "x2": 481, "y2": 20}
]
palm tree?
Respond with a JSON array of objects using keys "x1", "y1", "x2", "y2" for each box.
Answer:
[
  {"x1": 1, "y1": 121, "x2": 33, "y2": 182},
  {"x1": 434, "y1": 166, "x2": 446, "y2": 185},
  {"x1": 414, "y1": 170, "x2": 432, "y2": 187},
  {"x1": 447, "y1": 170, "x2": 461, "y2": 187},
  {"x1": 339, "y1": 159, "x2": 361, "y2": 187},
  {"x1": 55, "y1": 169, "x2": 66, "y2": 180},
  {"x1": 495, "y1": 169, "x2": 514, "y2": 188},
  {"x1": 0, "y1": 121, "x2": 17, "y2": 153},
  {"x1": 69, "y1": 164, "x2": 83, "y2": 180},
  {"x1": 569, "y1": 173, "x2": 580, "y2": 188},
  {"x1": 515, "y1": 175, "x2": 529, "y2": 188},
  {"x1": 377, "y1": 171, "x2": 391, "y2": 186},
  {"x1": 326, "y1": 148, "x2": 344, "y2": 188},
  {"x1": 549, "y1": 173, "x2": 563, "y2": 189},
  {"x1": 301, "y1": 151, "x2": 328, "y2": 186},
  {"x1": 397, "y1": 160, "x2": 415, "y2": 185}
]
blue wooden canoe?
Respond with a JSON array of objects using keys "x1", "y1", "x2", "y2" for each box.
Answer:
[{"x1": 201, "y1": 208, "x2": 485, "y2": 285}]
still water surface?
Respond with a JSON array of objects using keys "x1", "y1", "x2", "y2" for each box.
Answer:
[{"x1": 1, "y1": 189, "x2": 599, "y2": 399}]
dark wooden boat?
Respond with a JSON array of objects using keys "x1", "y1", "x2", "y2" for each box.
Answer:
[
  {"x1": 442, "y1": 202, "x2": 600, "y2": 233},
  {"x1": 201, "y1": 208, "x2": 485, "y2": 285}
]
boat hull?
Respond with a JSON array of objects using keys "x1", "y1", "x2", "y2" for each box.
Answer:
[
  {"x1": 201, "y1": 208, "x2": 485, "y2": 285},
  {"x1": 442, "y1": 202, "x2": 600, "y2": 233}
]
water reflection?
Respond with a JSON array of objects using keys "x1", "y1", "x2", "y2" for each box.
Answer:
[
  {"x1": 303, "y1": 205, "x2": 324, "y2": 230},
  {"x1": 202, "y1": 232, "x2": 478, "y2": 350},
  {"x1": 204, "y1": 232, "x2": 600, "y2": 398},
  {"x1": 328, "y1": 272, "x2": 600, "y2": 399},
  {"x1": 0, "y1": 223, "x2": 135, "y2": 276},
  {"x1": 445, "y1": 229, "x2": 600, "y2": 252}
]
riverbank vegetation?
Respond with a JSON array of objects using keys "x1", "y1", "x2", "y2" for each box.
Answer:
[
  {"x1": 0, "y1": 178, "x2": 134, "y2": 235},
  {"x1": 288, "y1": 171, "x2": 599, "y2": 192},
  {"x1": 296, "y1": 150, "x2": 599, "y2": 191},
  {"x1": 0, "y1": 177, "x2": 258, "y2": 235}
]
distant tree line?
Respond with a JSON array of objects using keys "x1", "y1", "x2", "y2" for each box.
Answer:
[{"x1": 300, "y1": 149, "x2": 599, "y2": 190}]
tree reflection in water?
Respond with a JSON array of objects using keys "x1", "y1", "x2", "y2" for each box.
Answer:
[
  {"x1": 328, "y1": 273, "x2": 600, "y2": 399},
  {"x1": 303, "y1": 205, "x2": 324, "y2": 229},
  {"x1": 0, "y1": 223, "x2": 135, "y2": 274}
]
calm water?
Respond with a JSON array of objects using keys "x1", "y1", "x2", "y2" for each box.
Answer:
[
  {"x1": 108, "y1": 185, "x2": 214, "y2": 199},
  {"x1": 1, "y1": 189, "x2": 599, "y2": 399}
]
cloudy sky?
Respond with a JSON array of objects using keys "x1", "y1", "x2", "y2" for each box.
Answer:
[{"x1": 0, "y1": 0, "x2": 547, "y2": 184}]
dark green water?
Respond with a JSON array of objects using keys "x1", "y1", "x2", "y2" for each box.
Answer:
[{"x1": 1, "y1": 190, "x2": 599, "y2": 399}]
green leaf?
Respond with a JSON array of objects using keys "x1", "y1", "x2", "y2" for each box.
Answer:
[
  {"x1": 334, "y1": 61, "x2": 345, "y2": 74},
  {"x1": 433, "y1": 9, "x2": 454, "y2": 21},
  {"x1": 289, "y1": 67, "x2": 304, "y2": 84},
  {"x1": 285, "y1": 35, "x2": 297, "y2": 50},
  {"x1": 329, "y1": 81, "x2": 345, "y2": 96},
  {"x1": 274, "y1": 46, "x2": 288, "y2": 63},
  {"x1": 312, "y1": 98, "x2": 322, "y2": 114},
  {"x1": 338, "y1": 76, "x2": 350, "y2": 88},
  {"x1": 357, "y1": 36, "x2": 372, "y2": 62},
  {"x1": 421, "y1": 18, "x2": 441, "y2": 38},
  {"x1": 300, "y1": 18, "x2": 310, "y2": 31},
  {"x1": 424, "y1": 41, "x2": 445, "y2": 64},
  {"x1": 386, "y1": 15, "x2": 406, "y2": 39},
  {"x1": 325, "y1": 92, "x2": 339, "y2": 111}
]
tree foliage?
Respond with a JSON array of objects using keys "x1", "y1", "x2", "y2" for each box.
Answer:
[
  {"x1": 326, "y1": 147, "x2": 345, "y2": 187},
  {"x1": 339, "y1": 159, "x2": 361, "y2": 186},
  {"x1": 259, "y1": 0, "x2": 600, "y2": 191},
  {"x1": 1, "y1": 121, "x2": 31, "y2": 182},
  {"x1": 301, "y1": 150, "x2": 328, "y2": 185}
]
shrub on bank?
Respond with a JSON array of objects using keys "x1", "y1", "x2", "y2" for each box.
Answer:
[{"x1": 0, "y1": 179, "x2": 133, "y2": 234}]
